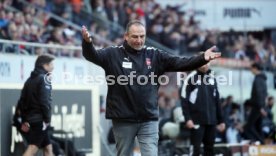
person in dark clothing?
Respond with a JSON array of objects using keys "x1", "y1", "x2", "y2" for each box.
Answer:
[
  {"x1": 244, "y1": 62, "x2": 268, "y2": 144},
  {"x1": 181, "y1": 64, "x2": 225, "y2": 156},
  {"x1": 262, "y1": 96, "x2": 275, "y2": 144},
  {"x1": 222, "y1": 95, "x2": 234, "y2": 127},
  {"x1": 14, "y1": 54, "x2": 55, "y2": 156},
  {"x1": 81, "y1": 20, "x2": 221, "y2": 156}
]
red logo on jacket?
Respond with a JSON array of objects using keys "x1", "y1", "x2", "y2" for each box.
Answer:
[
  {"x1": 146, "y1": 58, "x2": 152, "y2": 69},
  {"x1": 146, "y1": 58, "x2": 151, "y2": 66}
]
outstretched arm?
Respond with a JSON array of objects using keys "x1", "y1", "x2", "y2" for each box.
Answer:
[
  {"x1": 158, "y1": 46, "x2": 221, "y2": 72},
  {"x1": 81, "y1": 26, "x2": 108, "y2": 67},
  {"x1": 82, "y1": 26, "x2": 92, "y2": 43}
]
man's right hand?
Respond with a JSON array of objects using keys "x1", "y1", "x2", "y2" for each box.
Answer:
[
  {"x1": 21, "y1": 122, "x2": 30, "y2": 133},
  {"x1": 82, "y1": 26, "x2": 92, "y2": 43},
  {"x1": 186, "y1": 120, "x2": 195, "y2": 129}
]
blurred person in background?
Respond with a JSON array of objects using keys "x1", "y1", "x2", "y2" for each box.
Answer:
[
  {"x1": 181, "y1": 63, "x2": 225, "y2": 156},
  {"x1": 262, "y1": 96, "x2": 275, "y2": 144},
  {"x1": 82, "y1": 20, "x2": 221, "y2": 156},
  {"x1": 13, "y1": 54, "x2": 55, "y2": 156},
  {"x1": 221, "y1": 95, "x2": 234, "y2": 127},
  {"x1": 244, "y1": 62, "x2": 268, "y2": 144},
  {"x1": 226, "y1": 105, "x2": 243, "y2": 144}
]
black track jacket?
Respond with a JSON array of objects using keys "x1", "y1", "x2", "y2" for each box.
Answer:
[
  {"x1": 251, "y1": 73, "x2": 267, "y2": 110},
  {"x1": 82, "y1": 40, "x2": 208, "y2": 121},
  {"x1": 16, "y1": 67, "x2": 52, "y2": 123},
  {"x1": 182, "y1": 70, "x2": 223, "y2": 125}
]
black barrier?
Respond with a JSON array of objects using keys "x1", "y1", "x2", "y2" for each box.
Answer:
[{"x1": 0, "y1": 88, "x2": 93, "y2": 156}]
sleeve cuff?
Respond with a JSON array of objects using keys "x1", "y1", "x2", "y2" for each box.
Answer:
[{"x1": 200, "y1": 53, "x2": 209, "y2": 63}]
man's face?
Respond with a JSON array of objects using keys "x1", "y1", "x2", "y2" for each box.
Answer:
[
  {"x1": 124, "y1": 24, "x2": 146, "y2": 50},
  {"x1": 268, "y1": 99, "x2": 274, "y2": 107},
  {"x1": 43, "y1": 61, "x2": 54, "y2": 72},
  {"x1": 250, "y1": 67, "x2": 257, "y2": 75}
]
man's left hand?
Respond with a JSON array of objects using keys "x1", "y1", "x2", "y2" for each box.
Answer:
[
  {"x1": 21, "y1": 122, "x2": 30, "y2": 133},
  {"x1": 204, "y1": 46, "x2": 221, "y2": 61}
]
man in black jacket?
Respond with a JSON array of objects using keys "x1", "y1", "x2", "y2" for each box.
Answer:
[
  {"x1": 82, "y1": 20, "x2": 221, "y2": 156},
  {"x1": 244, "y1": 63, "x2": 268, "y2": 144},
  {"x1": 181, "y1": 64, "x2": 225, "y2": 156},
  {"x1": 14, "y1": 54, "x2": 54, "y2": 156}
]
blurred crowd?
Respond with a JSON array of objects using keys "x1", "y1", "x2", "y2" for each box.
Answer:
[
  {"x1": 0, "y1": 0, "x2": 275, "y2": 72},
  {"x1": 91, "y1": 0, "x2": 276, "y2": 71},
  {"x1": 0, "y1": 0, "x2": 80, "y2": 56}
]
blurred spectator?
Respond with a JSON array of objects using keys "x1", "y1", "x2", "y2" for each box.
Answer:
[
  {"x1": 159, "y1": 94, "x2": 177, "y2": 120},
  {"x1": 226, "y1": 118, "x2": 243, "y2": 144},
  {"x1": 46, "y1": 0, "x2": 72, "y2": 26},
  {"x1": 104, "y1": 0, "x2": 116, "y2": 22},
  {"x1": 262, "y1": 96, "x2": 275, "y2": 144},
  {"x1": 264, "y1": 42, "x2": 276, "y2": 70},
  {"x1": 222, "y1": 96, "x2": 233, "y2": 126},
  {"x1": 116, "y1": 0, "x2": 128, "y2": 27},
  {"x1": 201, "y1": 33, "x2": 217, "y2": 53},
  {"x1": 234, "y1": 42, "x2": 248, "y2": 60},
  {"x1": 91, "y1": 0, "x2": 106, "y2": 18},
  {"x1": 222, "y1": 96, "x2": 242, "y2": 127},
  {"x1": 0, "y1": 10, "x2": 9, "y2": 28},
  {"x1": 147, "y1": 22, "x2": 162, "y2": 43},
  {"x1": 225, "y1": 104, "x2": 243, "y2": 143}
]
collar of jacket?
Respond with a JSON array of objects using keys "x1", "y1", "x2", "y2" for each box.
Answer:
[
  {"x1": 31, "y1": 66, "x2": 48, "y2": 78},
  {"x1": 123, "y1": 40, "x2": 143, "y2": 54},
  {"x1": 256, "y1": 72, "x2": 267, "y2": 80},
  {"x1": 197, "y1": 69, "x2": 212, "y2": 75}
]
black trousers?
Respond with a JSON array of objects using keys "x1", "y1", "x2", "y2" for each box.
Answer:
[
  {"x1": 244, "y1": 108, "x2": 264, "y2": 144},
  {"x1": 190, "y1": 125, "x2": 216, "y2": 156}
]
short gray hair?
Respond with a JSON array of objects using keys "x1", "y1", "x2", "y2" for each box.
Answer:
[{"x1": 125, "y1": 20, "x2": 145, "y2": 33}]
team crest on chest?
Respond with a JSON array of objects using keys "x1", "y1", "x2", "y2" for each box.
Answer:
[{"x1": 146, "y1": 58, "x2": 152, "y2": 69}]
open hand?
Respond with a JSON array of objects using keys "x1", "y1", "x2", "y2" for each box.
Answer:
[
  {"x1": 82, "y1": 26, "x2": 92, "y2": 43},
  {"x1": 204, "y1": 46, "x2": 221, "y2": 61}
]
